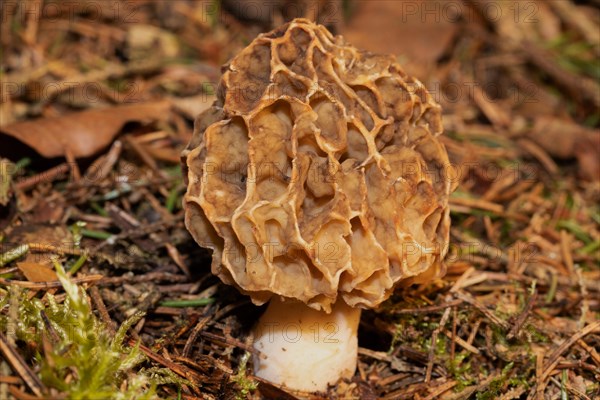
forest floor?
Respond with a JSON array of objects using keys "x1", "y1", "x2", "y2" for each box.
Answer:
[{"x1": 0, "y1": 1, "x2": 599, "y2": 399}]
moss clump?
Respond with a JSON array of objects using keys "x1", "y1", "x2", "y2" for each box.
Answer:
[
  {"x1": 232, "y1": 351, "x2": 257, "y2": 399},
  {"x1": 0, "y1": 261, "x2": 184, "y2": 399},
  {"x1": 447, "y1": 353, "x2": 476, "y2": 391}
]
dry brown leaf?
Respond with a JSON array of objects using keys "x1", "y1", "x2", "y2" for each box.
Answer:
[
  {"x1": 29, "y1": 196, "x2": 66, "y2": 224},
  {"x1": 529, "y1": 117, "x2": 599, "y2": 159},
  {"x1": 0, "y1": 101, "x2": 171, "y2": 159},
  {"x1": 342, "y1": 0, "x2": 458, "y2": 75},
  {"x1": 528, "y1": 116, "x2": 600, "y2": 181},
  {"x1": 487, "y1": 0, "x2": 561, "y2": 44},
  {"x1": 126, "y1": 24, "x2": 180, "y2": 60},
  {"x1": 6, "y1": 224, "x2": 73, "y2": 267},
  {"x1": 534, "y1": 1, "x2": 561, "y2": 42},
  {"x1": 169, "y1": 94, "x2": 216, "y2": 120},
  {"x1": 142, "y1": 145, "x2": 181, "y2": 164},
  {"x1": 17, "y1": 262, "x2": 58, "y2": 282},
  {"x1": 574, "y1": 134, "x2": 600, "y2": 182}
]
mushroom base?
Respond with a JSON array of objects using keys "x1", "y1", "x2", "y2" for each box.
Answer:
[{"x1": 252, "y1": 297, "x2": 361, "y2": 393}]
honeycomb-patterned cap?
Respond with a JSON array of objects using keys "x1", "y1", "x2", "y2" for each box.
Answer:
[{"x1": 182, "y1": 19, "x2": 456, "y2": 312}]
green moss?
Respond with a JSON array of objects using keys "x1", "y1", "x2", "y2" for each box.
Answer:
[
  {"x1": 389, "y1": 315, "x2": 438, "y2": 354},
  {"x1": 447, "y1": 353, "x2": 476, "y2": 391},
  {"x1": 0, "y1": 244, "x2": 29, "y2": 267},
  {"x1": 523, "y1": 323, "x2": 549, "y2": 343},
  {"x1": 0, "y1": 261, "x2": 187, "y2": 398},
  {"x1": 475, "y1": 362, "x2": 517, "y2": 400},
  {"x1": 232, "y1": 351, "x2": 257, "y2": 399}
]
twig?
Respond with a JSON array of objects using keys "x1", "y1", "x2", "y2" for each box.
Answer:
[
  {"x1": 549, "y1": 376, "x2": 592, "y2": 400},
  {"x1": 521, "y1": 40, "x2": 600, "y2": 107},
  {"x1": 559, "y1": 230, "x2": 575, "y2": 276},
  {"x1": 173, "y1": 355, "x2": 233, "y2": 375},
  {"x1": 425, "y1": 306, "x2": 451, "y2": 382},
  {"x1": 422, "y1": 379, "x2": 458, "y2": 400},
  {"x1": 27, "y1": 242, "x2": 86, "y2": 257},
  {"x1": 450, "y1": 307, "x2": 457, "y2": 360},
  {"x1": 182, "y1": 316, "x2": 211, "y2": 358},
  {"x1": 165, "y1": 243, "x2": 191, "y2": 278},
  {"x1": 548, "y1": 1, "x2": 600, "y2": 53},
  {"x1": 358, "y1": 348, "x2": 423, "y2": 373},
  {"x1": 8, "y1": 385, "x2": 45, "y2": 400},
  {"x1": 454, "y1": 292, "x2": 510, "y2": 330},
  {"x1": 575, "y1": 267, "x2": 590, "y2": 330},
  {"x1": 467, "y1": 319, "x2": 482, "y2": 346},
  {"x1": 535, "y1": 320, "x2": 600, "y2": 395},
  {"x1": 498, "y1": 385, "x2": 527, "y2": 400},
  {"x1": 441, "y1": 329, "x2": 480, "y2": 354},
  {"x1": 534, "y1": 348, "x2": 544, "y2": 400},
  {"x1": 199, "y1": 331, "x2": 257, "y2": 354},
  {"x1": 15, "y1": 163, "x2": 70, "y2": 191},
  {"x1": 0, "y1": 376, "x2": 22, "y2": 384},
  {"x1": 123, "y1": 135, "x2": 165, "y2": 177},
  {"x1": 0, "y1": 274, "x2": 103, "y2": 288},
  {"x1": 469, "y1": 82, "x2": 511, "y2": 128},
  {"x1": 0, "y1": 333, "x2": 46, "y2": 397},
  {"x1": 576, "y1": 339, "x2": 600, "y2": 366},
  {"x1": 101, "y1": 272, "x2": 189, "y2": 285},
  {"x1": 444, "y1": 371, "x2": 500, "y2": 400},
  {"x1": 83, "y1": 140, "x2": 123, "y2": 183},
  {"x1": 133, "y1": 339, "x2": 202, "y2": 385},
  {"x1": 393, "y1": 299, "x2": 463, "y2": 314},
  {"x1": 517, "y1": 139, "x2": 558, "y2": 175},
  {"x1": 89, "y1": 286, "x2": 116, "y2": 335},
  {"x1": 449, "y1": 197, "x2": 504, "y2": 214},
  {"x1": 507, "y1": 291, "x2": 537, "y2": 340},
  {"x1": 22, "y1": 0, "x2": 41, "y2": 45}
]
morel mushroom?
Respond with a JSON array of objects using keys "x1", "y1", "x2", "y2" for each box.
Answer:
[{"x1": 182, "y1": 19, "x2": 456, "y2": 392}]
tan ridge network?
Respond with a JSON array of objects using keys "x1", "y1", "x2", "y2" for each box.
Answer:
[{"x1": 182, "y1": 18, "x2": 455, "y2": 313}]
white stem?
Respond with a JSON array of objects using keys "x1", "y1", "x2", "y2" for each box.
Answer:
[{"x1": 252, "y1": 297, "x2": 361, "y2": 392}]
